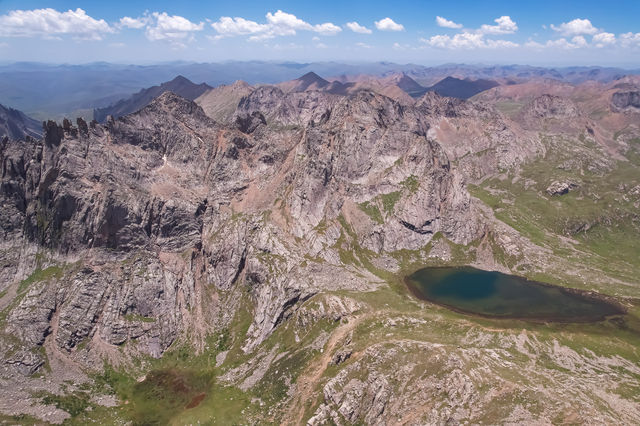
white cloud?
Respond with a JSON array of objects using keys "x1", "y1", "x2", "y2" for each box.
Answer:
[
  {"x1": 0, "y1": 8, "x2": 113, "y2": 40},
  {"x1": 145, "y1": 12, "x2": 203, "y2": 46},
  {"x1": 423, "y1": 15, "x2": 518, "y2": 50},
  {"x1": 619, "y1": 32, "x2": 640, "y2": 47},
  {"x1": 571, "y1": 35, "x2": 588, "y2": 48},
  {"x1": 266, "y1": 10, "x2": 312, "y2": 35},
  {"x1": 620, "y1": 32, "x2": 640, "y2": 48},
  {"x1": 211, "y1": 17, "x2": 267, "y2": 37},
  {"x1": 436, "y1": 16, "x2": 462, "y2": 29},
  {"x1": 119, "y1": 16, "x2": 147, "y2": 29},
  {"x1": 356, "y1": 42, "x2": 371, "y2": 48},
  {"x1": 314, "y1": 22, "x2": 342, "y2": 35},
  {"x1": 592, "y1": 32, "x2": 615, "y2": 47},
  {"x1": 527, "y1": 32, "x2": 612, "y2": 50},
  {"x1": 211, "y1": 10, "x2": 340, "y2": 41},
  {"x1": 375, "y1": 17, "x2": 404, "y2": 32},
  {"x1": 346, "y1": 22, "x2": 372, "y2": 34},
  {"x1": 532, "y1": 37, "x2": 589, "y2": 49},
  {"x1": 421, "y1": 32, "x2": 518, "y2": 49},
  {"x1": 551, "y1": 18, "x2": 597, "y2": 36},
  {"x1": 479, "y1": 16, "x2": 518, "y2": 35},
  {"x1": 545, "y1": 38, "x2": 578, "y2": 49}
]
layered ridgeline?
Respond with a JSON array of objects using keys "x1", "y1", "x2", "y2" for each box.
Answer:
[
  {"x1": 93, "y1": 75, "x2": 211, "y2": 123},
  {"x1": 0, "y1": 104, "x2": 42, "y2": 140},
  {"x1": 0, "y1": 74, "x2": 639, "y2": 424}
]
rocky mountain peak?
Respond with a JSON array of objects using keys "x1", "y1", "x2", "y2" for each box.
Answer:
[
  {"x1": 521, "y1": 94, "x2": 580, "y2": 119},
  {"x1": 278, "y1": 71, "x2": 331, "y2": 93},
  {"x1": 94, "y1": 75, "x2": 212, "y2": 122},
  {"x1": 297, "y1": 71, "x2": 329, "y2": 87}
]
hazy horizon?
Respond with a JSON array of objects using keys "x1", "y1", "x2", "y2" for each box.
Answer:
[{"x1": 1, "y1": 60, "x2": 639, "y2": 71}]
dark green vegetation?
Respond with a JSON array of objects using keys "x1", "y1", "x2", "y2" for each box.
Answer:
[{"x1": 407, "y1": 267, "x2": 624, "y2": 321}]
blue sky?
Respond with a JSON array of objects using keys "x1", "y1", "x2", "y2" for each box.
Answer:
[{"x1": 0, "y1": 0, "x2": 639, "y2": 66}]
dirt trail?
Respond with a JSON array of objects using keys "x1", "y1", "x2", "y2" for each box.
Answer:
[{"x1": 283, "y1": 314, "x2": 366, "y2": 426}]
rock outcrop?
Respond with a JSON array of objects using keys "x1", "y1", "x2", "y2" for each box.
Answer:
[
  {"x1": 519, "y1": 94, "x2": 580, "y2": 126},
  {"x1": 0, "y1": 88, "x2": 484, "y2": 374},
  {"x1": 611, "y1": 91, "x2": 640, "y2": 112},
  {"x1": 0, "y1": 103, "x2": 42, "y2": 140}
]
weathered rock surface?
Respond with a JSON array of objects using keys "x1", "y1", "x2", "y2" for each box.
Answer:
[
  {"x1": 1, "y1": 76, "x2": 639, "y2": 424},
  {"x1": 0, "y1": 87, "x2": 487, "y2": 375},
  {"x1": 546, "y1": 180, "x2": 578, "y2": 196},
  {"x1": 196, "y1": 80, "x2": 253, "y2": 123},
  {"x1": 521, "y1": 94, "x2": 580, "y2": 120},
  {"x1": 418, "y1": 91, "x2": 543, "y2": 180},
  {"x1": 0, "y1": 104, "x2": 42, "y2": 140},
  {"x1": 611, "y1": 91, "x2": 640, "y2": 112}
]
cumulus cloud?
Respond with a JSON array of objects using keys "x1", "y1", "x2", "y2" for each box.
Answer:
[
  {"x1": 375, "y1": 17, "x2": 404, "y2": 32},
  {"x1": 423, "y1": 16, "x2": 518, "y2": 49},
  {"x1": 266, "y1": 10, "x2": 312, "y2": 34},
  {"x1": 421, "y1": 32, "x2": 518, "y2": 49},
  {"x1": 211, "y1": 16, "x2": 267, "y2": 37},
  {"x1": 592, "y1": 32, "x2": 615, "y2": 47},
  {"x1": 479, "y1": 16, "x2": 518, "y2": 35},
  {"x1": 527, "y1": 36, "x2": 592, "y2": 50},
  {"x1": 620, "y1": 32, "x2": 640, "y2": 48},
  {"x1": 314, "y1": 22, "x2": 342, "y2": 35},
  {"x1": 145, "y1": 12, "x2": 204, "y2": 46},
  {"x1": 571, "y1": 35, "x2": 588, "y2": 48},
  {"x1": 346, "y1": 21, "x2": 372, "y2": 34},
  {"x1": 551, "y1": 18, "x2": 598, "y2": 36},
  {"x1": 211, "y1": 10, "x2": 340, "y2": 41},
  {"x1": 0, "y1": 8, "x2": 113, "y2": 40},
  {"x1": 356, "y1": 42, "x2": 372, "y2": 48},
  {"x1": 436, "y1": 16, "x2": 462, "y2": 29},
  {"x1": 119, "y1": 16, "x2": 148, "y2": 29},
  {"x1": 527, "y1": 30, "x2": 618, "y2": 50}
]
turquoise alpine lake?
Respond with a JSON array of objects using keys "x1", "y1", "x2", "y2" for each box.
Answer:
[{"x1": 406, "y1": 267, "x2": 624, "y2": 322}]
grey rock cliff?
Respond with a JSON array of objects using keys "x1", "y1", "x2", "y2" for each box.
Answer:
[{"x1": 0, "y1": 88, "x2": 486, "y2": 373}]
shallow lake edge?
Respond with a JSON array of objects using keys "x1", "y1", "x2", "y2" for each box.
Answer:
[{"x1": 404, "y1": 266, "x2": 628, "y2": 323}]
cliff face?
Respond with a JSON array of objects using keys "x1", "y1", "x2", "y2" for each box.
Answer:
[
  {"x1": 2, "y1": 81, "x2": 640, "y2": 424},
  {"x1": 611, "y1": 91, "x2": 640, "y2": 112},
  {"x1": 0, "y1": 104, "x2": 42, "y2": 140},
  {"x1": 0, "y1": 89, "x2": 482, "y2": 372}
]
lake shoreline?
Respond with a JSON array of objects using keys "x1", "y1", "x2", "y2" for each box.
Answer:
[{"x1": 404, "y1": 266, "x2": 627, "y2": 323}]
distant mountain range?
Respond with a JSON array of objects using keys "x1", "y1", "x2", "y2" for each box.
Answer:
[
  {"x1": 0, "y1": 104, "x2": 41, "y2": 140},
  {"x1": 1, "y1": 62, "x2": 638, "y2": 121},
  {"x1": 93, "y1": 75, "x2": 211, "y2": 122},
  {"x1": 91, "y1": 72, "x2": 502, "y2": 124},
  {"x1": 274, "y1": 71, "x2": 498, "y2": 100}
]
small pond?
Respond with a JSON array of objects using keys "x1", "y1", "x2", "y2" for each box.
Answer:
[{"x1": 406, "y1": 267, "x2": 624, "y2": 322}]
